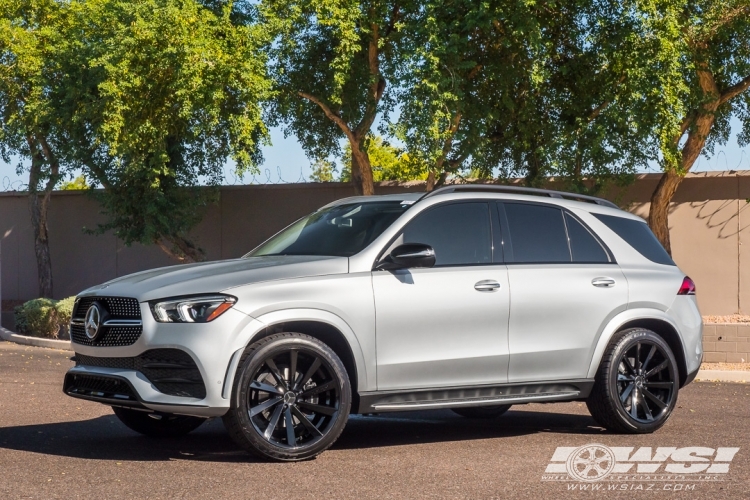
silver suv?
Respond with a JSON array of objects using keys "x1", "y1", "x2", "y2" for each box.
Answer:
[{"x1": 64, "y1": 185, "x2": 703, "y2": 461}]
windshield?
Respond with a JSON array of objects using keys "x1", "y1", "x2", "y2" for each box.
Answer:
[{"x1": 247, "y1": 201, "x2": 413, "y2": 257}]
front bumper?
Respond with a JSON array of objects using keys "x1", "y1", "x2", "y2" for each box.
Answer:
[{"x1": 64, "y1": 304, "x2": 262, "y2": 418}]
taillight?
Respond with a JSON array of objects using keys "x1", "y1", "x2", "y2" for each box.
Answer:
[{"x1": 677, "y1": 276, "x2": 696, "y2": 295}]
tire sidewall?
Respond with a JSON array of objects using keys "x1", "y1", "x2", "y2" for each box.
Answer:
[
  {"x1": 231, "y1": 334, "x2": 351, "y2": 460},
  {"x1": 606, "y1": 329, "x2": 679, "y2": 433}
]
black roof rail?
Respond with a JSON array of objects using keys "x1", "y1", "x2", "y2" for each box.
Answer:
[{"x1": 420, "y1": 184, "x2": 619, "y2": 209}]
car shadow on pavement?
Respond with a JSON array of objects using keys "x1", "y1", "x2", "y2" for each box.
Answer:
[{"x1": 0, "y1": 409, "x2": 605, "y2": 463}]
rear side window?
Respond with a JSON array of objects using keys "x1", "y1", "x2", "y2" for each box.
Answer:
[
  {"x1": 593, "y1": 213, "x2": 675, "y2": 266},
  {"x1": 565, "y1": 213, "x2": 610, "y2": 263},
  {"x1": 504, "y1": 203, "x2": 570, "y2": 262},
  {"x1": 399, "y1": 202, "x2": 492, "y2": 266}
]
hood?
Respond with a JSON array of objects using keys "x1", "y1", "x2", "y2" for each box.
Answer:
[{"x1": 80, "y1": 255, "x2": 349, "y2": 302}]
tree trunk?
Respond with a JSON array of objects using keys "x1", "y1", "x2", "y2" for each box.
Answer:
[
  {"x1": 25, "y1": 135, "x2": 57, "y2": 298},
  {"x1": 29, "y1": 192, "x2": 53, "y2": 298},
  {"x1": 349, "y1": 138, "x2": 375, "y2": 196},
  {"x1": 648, "y1": 66, "x2": 721, "y2": 254},
  {"x1": 425, "y1": 171, "x2": 437, "y2": 191},
  {"x1": 157, "y1": 235, "x2": 204, "y2": 263}
]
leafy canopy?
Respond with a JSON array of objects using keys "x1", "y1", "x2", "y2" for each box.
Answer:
[{"x1": 57, "y1": 0, "x2": 272, "y2": 259}]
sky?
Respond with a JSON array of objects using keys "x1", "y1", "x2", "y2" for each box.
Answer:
[{"x1": 2, "y1": 119, "x2": 749, "y2": 191}]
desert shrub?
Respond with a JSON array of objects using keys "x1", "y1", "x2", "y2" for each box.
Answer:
[{"x1": 13, "y1": 296, "x2": 76, "y2": 339}]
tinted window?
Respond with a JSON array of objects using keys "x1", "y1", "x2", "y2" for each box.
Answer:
[
  {"x1": 504, "y1": 203, "x2": 570, "y2": 262},
  {"x1": 249, "y1": 201, "x2": 410, "y2": 257},
  {"x1": 565, "y1": 213, "x2": 610, "y2": 263},
  {"x1": 593, "y1": 213, "x2": 675, "y2": 266},
  {"x1": 399, "y1": 203, "x2": 491, "y2": 266}
]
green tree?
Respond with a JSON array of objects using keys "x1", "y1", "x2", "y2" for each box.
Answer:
[
  {"x1": 646, "y1": 0, "x2": 750, "y2": 253},
  {"x1": 59, "y1": 175, "x2": 89, "y2": 191},
  {"x1": 396, "y1": 0, "x2": 666, "y2": 194},
  {"x1": 0, "y1": 0, "x2": 70, "y2": 297},
  {"x1": 60, "y1": 0, "x2": 271, "y2": 262},
  {"x1": 262, "y1": 0, "x2": 413, "y2": 195},
  {"x1": 340, "y1": 135, "x2": 426, "y2": 182}
]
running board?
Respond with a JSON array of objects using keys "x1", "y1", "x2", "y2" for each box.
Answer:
[{"x1": 356, "y1": 380, "x2": 593, "y2": 413}]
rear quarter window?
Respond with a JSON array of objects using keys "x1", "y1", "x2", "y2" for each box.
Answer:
[{"x1": 593, "y1": 213, "x2": 675, "y2": 266}]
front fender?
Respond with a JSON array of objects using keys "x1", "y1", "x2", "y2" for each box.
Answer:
[
  {"x1": 226, "y1": 308, "x2": 371, "y2": 395},
  {"x1": 586, "y1": 309, "x2": 685, "y2": 379}
]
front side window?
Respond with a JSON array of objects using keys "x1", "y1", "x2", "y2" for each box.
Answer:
[
  {"x1": 390, "y1": 202, "x2": 492, "y2": 266},
  {"x1": 248, "y1": 201, "x2": 411, "y2": 257}
]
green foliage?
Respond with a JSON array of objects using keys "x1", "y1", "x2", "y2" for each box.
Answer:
[
  {"x1": 261, "y1": 0, "x2": 414, "y2": 191},
  {"x1": 66, "y1": 0, "x2": 272, "y2": 260},
  {"x1": 394, "y1": 0, "x2": 679, "y2": 193},
  {"x1": 59, "y1": 175, "x2": 89, "y2": 191},
  {"x1": 309, "y1": 158, "x2": 338, "y2": 182},
  {"x1": 340, "y1": 135, "x2": 427, "y2": 182},
  {"x1": 13, "y1": 297, "x2": 74, "y2": 339},
  {"x1": 1, "y1": 0, "x2": 272, "y2": 262}
]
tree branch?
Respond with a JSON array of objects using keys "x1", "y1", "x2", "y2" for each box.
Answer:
[
  {"x1": 297, "y1": 91, "x2": 357, "y2": 144},
  {"x1": 353, "y1": 23, "x2": 385, "y2": 138},
  {"x1": 719, "y1": 74, "x2": 750, "y2": 106}
]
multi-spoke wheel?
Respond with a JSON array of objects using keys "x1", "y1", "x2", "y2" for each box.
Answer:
[
  {"x1": 223, "y1": 332, "x2": 351, "y2": 461},
  {"x1": 587, "y1": 328, "x2": 679, "y2": 433}
]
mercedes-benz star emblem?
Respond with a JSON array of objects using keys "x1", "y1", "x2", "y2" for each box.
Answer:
[{"x1": 84, "y1": 304, "x2": 102, "y2": 340}]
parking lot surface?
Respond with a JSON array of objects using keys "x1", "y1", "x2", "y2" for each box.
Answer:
[{"x1": 1, "y1": 341, "x2": 749, "y2": 499}]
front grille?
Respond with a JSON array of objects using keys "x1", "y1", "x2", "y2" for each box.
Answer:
[
  {"x1": 71, "y1": 324, "x2": 142, "y2": 347},
  {"x1": 63, "y1": 373, "x2": 139, "y2": 403},
  {"x1": 73, "y1": 296, "x2": 141, "y2": 319},
  {"x1": 74, "y1": 349, "x2": 206, "y2": 399},
  {"x1": 71, "y1": 296, "x2": 143, "y2": 347}
]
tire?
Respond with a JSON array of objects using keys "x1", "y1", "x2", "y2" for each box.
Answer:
[
  {"x1": 451, "y1": 405, "x2": 512, "y2": 419},
  {"x1": 112, "y1": 407, "x2": 206, "y2": 437},
  {"x1": 222, "y1": 332, "x2": 352, "y2": 462},
  {"x1": 586, "y1": 328, "x2": 679, "y2": 434}
]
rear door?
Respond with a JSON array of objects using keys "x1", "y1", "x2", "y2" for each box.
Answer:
[{"x1": 499, "y1": 202, "x2": 628, "y2": 382}]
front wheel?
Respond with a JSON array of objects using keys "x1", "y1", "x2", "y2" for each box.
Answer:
[
  {"x1": 586, "y1": 328, "x2": 679, "y2": 433},
  {"x1": 112, "y1": 407, "x2": 206, "y2": 437},
  {"x1": 222, "y1": 332, "x2": 351, "y2": 462}
]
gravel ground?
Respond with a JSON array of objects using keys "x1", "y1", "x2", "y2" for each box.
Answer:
[
  {"x1": 1, "y1": 341, "x2": 749, "y2": 499},
  {"x1": 701, "y1": 362, "x2": 750, "y2": 371}
]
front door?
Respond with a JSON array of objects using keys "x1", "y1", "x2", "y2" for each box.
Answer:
[{"x1": 372, "y1": 202, "x2": 510, "y2": 391}]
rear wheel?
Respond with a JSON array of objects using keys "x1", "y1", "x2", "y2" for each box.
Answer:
[
  {"x1": 112, "y1": 407, "x2": 206, "y2": 437},
  {"x1": 587, "y1": 328, "x2": 678, "y2": 433},
  {"x1": 222, "y1": 332, "x2": 351, "y2": 462},
  {"x1": 451, "y1": 405, "x2": 512, "y2": 419}
]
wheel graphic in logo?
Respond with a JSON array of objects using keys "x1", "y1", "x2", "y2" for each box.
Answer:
[{"x1": 566, "y1": 444, "x2": 616, "y2": 482}]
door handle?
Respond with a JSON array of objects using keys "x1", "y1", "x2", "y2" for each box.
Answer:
[
  {"x1": 474, "y1": 280, "x2": 501, "y2": 292},
  {"x1": 592, "y1": 277, "x2": 616, "y2": 288}
]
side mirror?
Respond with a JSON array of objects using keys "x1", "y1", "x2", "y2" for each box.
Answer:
[{"x1": 377, "y1": 243, "x2": 436, "y2": 270}]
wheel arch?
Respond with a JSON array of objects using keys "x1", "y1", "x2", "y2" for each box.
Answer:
[
  {"x1": 588, "y1": 310, "x2": 689, "y2": 387},
  {"x1": 229, "y1": 309, "x2": 369, "y2": 412}
]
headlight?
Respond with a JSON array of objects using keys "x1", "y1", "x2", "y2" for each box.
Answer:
[{"x1": 150, "y1": 295, "x2": 237, "y2": 323}]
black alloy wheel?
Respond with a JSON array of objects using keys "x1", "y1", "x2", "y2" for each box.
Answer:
[
  {"x1": 587, "y1": 328, "x2": 679, "y2": 433},
  {"x1": 615, "y1": 339, "x2": 676, "y2": 424},
  {"x1": 223, "y1": 332, "x2": 351, "y2": 461}
]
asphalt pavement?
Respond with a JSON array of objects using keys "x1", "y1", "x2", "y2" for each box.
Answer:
[{"x1": 1, "y1": 341, "x2": 749, "y2": 499}]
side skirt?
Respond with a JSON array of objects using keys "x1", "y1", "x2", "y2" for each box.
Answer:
[{"x1": 356, "y1": 379, "x2": 594, "y2": 414}]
